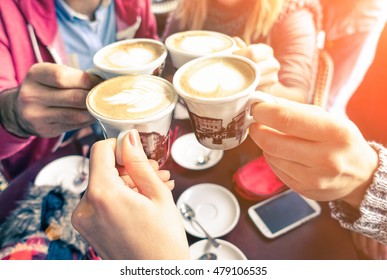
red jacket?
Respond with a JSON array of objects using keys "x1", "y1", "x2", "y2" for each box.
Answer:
[{"x1": 0, "y1": 0, "x2": 158, "y2": 180}]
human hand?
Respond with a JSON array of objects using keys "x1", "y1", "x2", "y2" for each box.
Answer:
[
  {"x1": 116, "y1": 158, "x2": 176, "y2": 191},
  {"x1": 351, "y1": 231, "x2": 387, "y2": 260},
  {"x1": 72, "y1": 129, "x2": 190, "y2": 260},
  {"x1": 249, "y1": 98, "x2": 379, "y2": 208},
  {"x1": 1, "y1": 63, "x2": 102, "y2": 138},
  {"x1": 233, "y1": 38, "x2": 280, "y2": 91}
]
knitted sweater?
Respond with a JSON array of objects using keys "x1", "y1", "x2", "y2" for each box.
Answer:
[{"x1": 329, "y1": 142, "x2": 387, "y2": 245}]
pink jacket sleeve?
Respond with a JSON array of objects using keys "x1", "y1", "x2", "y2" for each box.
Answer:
[
  {"x1": 0, "y1": 12, "x2": 35, "y2": 160},
  {"x1": 136, "y1": 0, "x2": 159, "y2": 39},
  {"x1": 269, "y1": 9, "x2": 318, "y2": 102},
  {"x1": 115, "y1": 0, "x2": 159, "y2": 40}
]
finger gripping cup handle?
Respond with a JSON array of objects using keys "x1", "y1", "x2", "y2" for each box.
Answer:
[
  {"x1": 116, "y1": 130, "x2": 130, "y2": 166},
  {"x1": 245, "y1": 91, "x2": 276, "y2": 126},
  {"x1": 86, "y1": 67, "x2": 113, "y2": 80}
]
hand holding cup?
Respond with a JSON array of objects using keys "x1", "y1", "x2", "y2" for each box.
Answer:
[
  {"x1": 233, "y1": 39, "x2": 280, "y2": 91},
  {"x1": 1, "y1": 63, "x2": 101, "y2": 138}
]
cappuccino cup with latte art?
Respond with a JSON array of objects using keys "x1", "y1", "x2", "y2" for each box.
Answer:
[
  {"x1": 165, "y1": 30, "x2": 236, "y2": 69},
  {"x1": 87, "y1": 75, "x2": 177, "y2": 166},
  {"x1": 90, "y1": 38, "x2": 167, "y2": 79},
  {"x1": 173, "y1": 55, "x2": 274, "y2": 150}
]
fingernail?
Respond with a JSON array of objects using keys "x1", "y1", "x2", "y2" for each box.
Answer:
[
  {"x1": 166, "y1": 180, "x2": 175, "y2": 189},
  {"x1": 128, "y1": 129, "x2": 140, "y2": 147}
]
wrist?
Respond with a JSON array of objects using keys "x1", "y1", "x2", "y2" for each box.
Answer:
[
  {"x1": 0, "y1": 87, "x2": 32, "y2": 138},
  {"x1": 341, "y1": 142, "x2": 380, "y2": 208}
]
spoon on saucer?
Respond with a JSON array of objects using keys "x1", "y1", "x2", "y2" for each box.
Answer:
[
  {"x1": 196, "y1": 150, "x2": 214, "y2": 166},
  {"x1": 73, "y1": 144, "x2": 89, "y2": 186},
  {"x1": 197, "y1": 252, "x2": 217, "y2": 260},
  {"x1": 179, "y1": 203, "x2": 220, "y2": 248}
]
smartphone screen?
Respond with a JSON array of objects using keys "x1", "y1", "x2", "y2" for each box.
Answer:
[
  {"x1": 254, "y1": 191, "x2": 315, "y2": 233},
  {"x1": 249, "y1": 190, "x2": 321, "y2": 238}
]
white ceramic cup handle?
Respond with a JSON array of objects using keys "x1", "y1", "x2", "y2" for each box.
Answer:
[
  {"x1": 86, "y1": 67, "x2": 111, "y2": 80},
  {"x1": 245, "y1": 91, "x2": 276, "y2": 126},
  {"x1": 116, "y1": 129, "x2": 131, "y2": 166}
]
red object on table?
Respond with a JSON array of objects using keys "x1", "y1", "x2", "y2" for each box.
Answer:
[{"x1": 233, "y1": 155, "x2": 286, "y2": 201}]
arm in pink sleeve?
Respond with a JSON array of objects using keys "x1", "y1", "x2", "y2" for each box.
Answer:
[
  {"x1": 134, "y1": 0, "x2": 159, "y2": 40},
  {"x1": 0, "y1": 18, "x2": 34, "y2": 160},
  {"x1": 0, "y1": 125, "x2": 34, "y2": 160},
  {"x1": 269, "y1": 9, "x2": 318, "y2": 102}
]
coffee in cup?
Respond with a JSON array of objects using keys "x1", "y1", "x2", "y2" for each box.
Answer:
[
  {"x1": 179, "y1": 56, "x2": 256, "y2": 98},
  {"x1": 87, "y1": 75, "x2": 178, "y2": 166},
  {"x1": 173, "y1": 55, "x2": 273, "y2": 150},
  {"x1": 88, "y1": 75, "x2": 174, "y2": 120},
  {"x1": 165, "y1": 30, "x2": 236, "y2": 69},
  {"x1": 91, "y1": 38, "x2": 167, "y2": 79}
]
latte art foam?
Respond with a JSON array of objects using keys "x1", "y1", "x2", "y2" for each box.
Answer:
[
  {"x1": 100, "y1": 42, "x2": 164, "y2": 69},
  {"x1": 103, "y1": 81, "x2": 167, "y2": 114},
  {"x1": 171, "y1": 32, "x2": 234, "y2": 54},
  {"x1": 180, "y1": 57, "x2": 256, "y2": 98},
  {"x1": 178, "y1": 36, "x2": 231, "y2": 54},
  {"x1": 88, "y1": 76, "x2": 175, "y2": 120}
]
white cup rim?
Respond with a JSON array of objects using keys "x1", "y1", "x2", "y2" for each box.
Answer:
[
  {"x1": 172, "y1": 54, "x2": 260, "y2": 104},
  {"x1": 87, "y1": 75, "x2": 178, "y2": 124},
  {"x1": 165, "y1": 30, "x2": 236, "y2": 57},
  {"x1": 93, "y1": 38, "x2": 167, "y2": 74}
]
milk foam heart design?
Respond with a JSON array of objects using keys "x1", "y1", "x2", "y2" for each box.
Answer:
[
  {"x1": 187, "y1": 61, "x2": 248, "y2": 97},
  {"x1": 99, "y1": 41, "x2": 164, "y2": 69},
  {"x1": 179, "y1": 35, "x2": 232, "y2": 54},
  {"x1": 105, "y1": 48, "x2": 156, "y2": 68},
  {"x1": 165, "y1": 30, "x2": 236, "y2": 69},
  {"x1": 90, "y1": 38, "x2": 167, "y2": 78},
  {"x1": 178, "y1": 56, "x2": 255, "y2": 99}
]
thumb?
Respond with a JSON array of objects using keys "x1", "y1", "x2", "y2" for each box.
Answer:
[
  {"x1": 121, "y1": 129, "x2": 167, "y2": 199},
  {"x1": 233, "y1": 36, "x2": 247, "y2": 48}
]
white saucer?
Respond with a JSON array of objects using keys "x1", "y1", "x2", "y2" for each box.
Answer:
[
  {"x1": 34, "y1": 155, "x2": 89, "y2": 194},
  {"x1": 176, "y1": 183, "x2": 240, "y2": 238},
  {"x1": 190, "y1": 239, "x2": 247, "y2": 260},
  {"x1": 171, "y1": 133, "x2": 223, "y2": 170}
]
